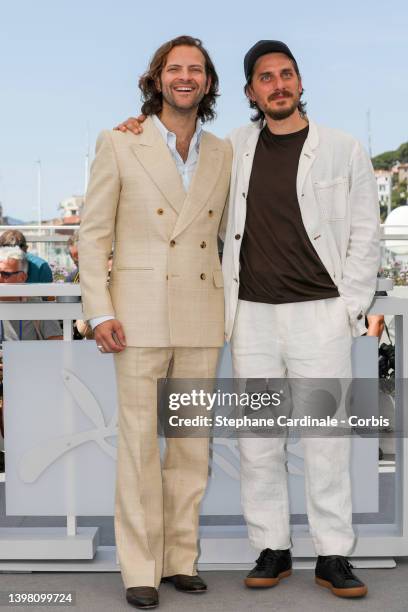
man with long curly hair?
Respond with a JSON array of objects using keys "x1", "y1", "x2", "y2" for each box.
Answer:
[{"x1": 79, "y1": 36, "x2": 231, "y2": 609}]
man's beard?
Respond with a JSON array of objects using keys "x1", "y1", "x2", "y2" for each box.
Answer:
[
  {"x1": 162, "y1": 95, "x2": 201, "y2": 114},
  {"x1": 264, "y1": 92, "x2": 300, "y2": 121},
  {"x1": 161, "y1": 85, "x2": 205, "y2": 114}
]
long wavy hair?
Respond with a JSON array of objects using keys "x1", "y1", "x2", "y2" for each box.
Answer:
[
  {"x1": 244, "y1": 57, "x2": 307, "y2": 123},
  {"x1": 139, "y1": 35, "x2": 219, "y2": 123}
]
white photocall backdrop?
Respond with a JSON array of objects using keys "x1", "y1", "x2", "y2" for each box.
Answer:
[{"x1": 4, "y1": 339, "x2": 378, "y2": 516}]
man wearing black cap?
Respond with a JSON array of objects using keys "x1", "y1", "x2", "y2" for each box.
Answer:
[{"x1": 222, "y1": 40, "x2": 380, "y2": 599}]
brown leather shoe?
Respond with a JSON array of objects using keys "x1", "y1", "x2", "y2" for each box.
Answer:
[
  {"x1": 161, "y1": 574, "x2": 207, "y2": 592},
  {"x1": 125, "y1": 586, "x2": 159, "y2": 609}
]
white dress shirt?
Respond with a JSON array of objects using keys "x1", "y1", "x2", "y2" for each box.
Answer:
[{"x1": 89, "y1": 115, "x2": 203, "y2": 330}]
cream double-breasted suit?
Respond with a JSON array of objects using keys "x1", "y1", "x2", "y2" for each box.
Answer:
[{"x1": 79, "y1": 117, "x2": 231, "y2": 588}]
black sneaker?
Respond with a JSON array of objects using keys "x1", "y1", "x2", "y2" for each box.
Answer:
[
  {"x1": 245, "y1": 548, "x2": 292, "y2": 588},
  {"x1": 315, "y1": 555, "x2": 368, "y2": 598}
]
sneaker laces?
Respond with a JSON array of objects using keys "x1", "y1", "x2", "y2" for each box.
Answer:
[
  {"x1": 331, "y1": 557, "x2": 355, "y2": 578},
  {"x1": 255, "y1": 549, "x2": 282, "y2": 569}
]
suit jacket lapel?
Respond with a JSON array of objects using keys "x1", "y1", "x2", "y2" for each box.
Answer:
[
  {"x1": 131, "y1": 117, "x2": 186, "y2": 215},
  {"x1": 172, "y1": 132, "x2": 224, "y2": 238}
]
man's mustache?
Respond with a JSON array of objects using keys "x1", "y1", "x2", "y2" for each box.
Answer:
[{"x1": 268, "y1": 90, "x2": 293, "y2": 101}]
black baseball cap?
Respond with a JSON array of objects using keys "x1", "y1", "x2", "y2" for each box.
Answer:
[{"x1": 244, "y1": 40, "x2": 298, "y2": 81}]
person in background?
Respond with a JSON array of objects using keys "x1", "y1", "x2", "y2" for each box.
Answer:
[
  {"x1": 366, "y1": 314, "x2": 385, "y2": 338},
  {"x1": 366, "y1": 284, "x2": 386, "y2": 340},
  {"x1": 64, "y1": 230, "x2": 82, "y2": 338},
  {"x1": 0, "y1": 246, "x2": 62, "y2": 469},
  {"x1": 65, "y1": 231, "x2": 80, "y2": 283},
  {"x1": 0, "y1": 230, "x2": 53, "y2": 283}
]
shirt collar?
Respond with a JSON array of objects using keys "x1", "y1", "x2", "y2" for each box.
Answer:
[{"x1": 152, "y1": 114, "x2": 203, "y2": 152}]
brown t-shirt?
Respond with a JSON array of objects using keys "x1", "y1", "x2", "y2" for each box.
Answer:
[{"x1": 239, "y1": 124, "x2": 339, "y2": 304}]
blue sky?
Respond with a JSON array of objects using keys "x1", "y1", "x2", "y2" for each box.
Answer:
[{"x1": 1, "y1": 0, "x2": 408, "y2": 221}]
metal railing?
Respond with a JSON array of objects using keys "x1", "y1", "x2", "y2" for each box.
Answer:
[{"x1": 2, "y1": 223, "x2": 408, "y2": 287}]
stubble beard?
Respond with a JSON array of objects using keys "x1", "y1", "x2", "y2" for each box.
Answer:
[
  {"x1": 164, "y1": 99, "x2": 200, "y2": 115},
  {"x1": 264, "y1": 95, "x2": 300, "y2": 121}
]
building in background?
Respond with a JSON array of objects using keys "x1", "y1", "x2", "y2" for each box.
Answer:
[
  {"x1": 58, "y1": 195, "x2": 84, "y2": 225},
  {"x1": 375, "y1": 170, "x2": 393, "y2": 217},
  {"x1": 398, "y1": 163, "x2": 408, "y2": 184}
]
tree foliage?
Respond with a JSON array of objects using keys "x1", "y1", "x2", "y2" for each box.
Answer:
[{"x1": 372, "y1": 142, "x2": 408, "y2": 170}]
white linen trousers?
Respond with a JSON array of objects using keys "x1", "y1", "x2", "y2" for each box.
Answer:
[{"x1": 231, "y1": 297, "x2": 356, "y2": 556}]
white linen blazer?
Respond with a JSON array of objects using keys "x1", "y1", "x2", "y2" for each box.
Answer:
[{"x1": 222, "y1": 119, "x2": 380, "y2": 340}]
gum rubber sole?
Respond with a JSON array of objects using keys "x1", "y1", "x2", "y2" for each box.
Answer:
[
  {"x1": 315, "y1": 576, "x2": 368, "y2": 598},
  {"x1": 245, "y1": 569, "x2": 292, "y2": 588}
]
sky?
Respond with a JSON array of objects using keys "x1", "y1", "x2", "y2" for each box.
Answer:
[{"x1": 1, "y1": 0, "x2": 408, "y2": 222}]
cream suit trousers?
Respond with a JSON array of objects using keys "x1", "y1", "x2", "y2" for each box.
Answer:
[
  {"x1": 113, "y1": 346, "x2": 219, "y2": 589},
  {"x1": 231, "y1": 297, "x2": 356, "y2": 556}
]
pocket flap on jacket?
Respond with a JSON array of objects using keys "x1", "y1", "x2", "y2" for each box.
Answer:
[
  {"x1": 314, "y1": 177, "x2": 348, "y2": 220},
  {"x1": 213, "y1": 270, "x2": 224, "y2": 288},
  {"x1": 116, "y1": 266, "x2": 154, "y2": 271}
]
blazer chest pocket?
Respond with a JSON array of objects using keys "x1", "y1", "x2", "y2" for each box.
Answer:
[{"x1": 314, "y1": 177, "x2": 348, "y2": 221}]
